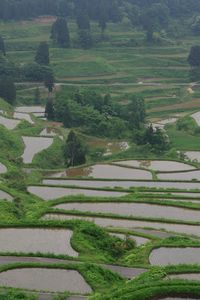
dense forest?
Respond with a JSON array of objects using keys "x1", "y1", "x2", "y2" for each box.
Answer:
[{"x1": 1, "y1": 0, "x2": 200, "y2": 22}]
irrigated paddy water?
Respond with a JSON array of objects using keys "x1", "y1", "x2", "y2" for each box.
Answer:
[
  {"x1": 50, "y1": 164, "x2": 152, "y2": 179},
  {"x1": 0, "y1": 190, "x2": 13, "y2": 201},
  {"x1": 150, "y1": 247, "x2": 200, "y2": 265},
  {"x1": 28, "y1": 186, "x2": 128, "y2": 199},
  {"x1": 0, "y1": 268, "x2": 92, "y2": 293},
  {"x1": 43, "y1": 179, "x2": 200, "y2": 190},
  {"x1": 0, "y1": 163, "x2": 7, "y2": 174},
  {"x1": 0, "y1": 228, "x2": 78, "y2": 256},
  {"x1": 112, "y1": 160, "x2": 195, "y2": 171},
  {"x1": 43, "y1": 214, "x2": 200, "y2": 237},
  {"x1": 0, "y1": 115, "x2": 20, "y2": 130},
  {"x1": 55, "y1": 202, "x2": 200, "y2": 222},
  {"x1": 22, "y1": 136, "x2": 53, "y2": 164}
]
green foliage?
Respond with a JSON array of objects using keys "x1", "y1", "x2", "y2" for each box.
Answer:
[
  {"x1": 135, "y1": 125, "x2": 170, "y2": 153},
  {"x1": 0, "y1": 290, "x2": 36, "y2": 300},
  {"x1": 72, "y1": 222, "x2": 135, "y2": 262},
  {"x1": 51, "y1": 17, "x2": 70, "y2": 48},
  {"x1": 176, "y1": 115, "x2": 199, "y2": 134},
  {"x1": 188, "y1": 45, "x2": 200, "y2": 67},
  {"x1": 0, "y1": 77, "x2": 16, "y2": 105},
  {"x1": 33, "y1": 137, "x2": 65, "y2": 169},
  {"x1": 64, "y1": 130, "x2": 86, "y2": 166},
  {"x1": 35, "y1": 42, "x2": 49, "y2": 65},
  {"x1": 45, "y1": 97, "x2": 55, "y2": 120},
  {"x1": 0, "y1": 35, "x2": 6, "y2": 56}
]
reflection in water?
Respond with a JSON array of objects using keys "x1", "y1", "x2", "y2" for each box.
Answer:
[
  {"x1": 49, "y1": 164, "x2": 152, "y2": 179},
  {"x1": 113, "y1": 160, "x2": 195, "y2": 172}
]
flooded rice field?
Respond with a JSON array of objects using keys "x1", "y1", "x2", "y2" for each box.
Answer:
[
  {"x1": 0, "y1": 115, "x2": 20, "y2": 130},
  {"x1": 157, "y1": 170, "x2": 200, "y2": 181},
  {"x1": 49, "y1": 164, "x2": 152, "y2": 180},
  {"x1": 0, "y1": 228, "x2": 78, "y2": 256},
  {"x1": 168, "y1": 274, "x2": 200, "y2": 281},
  {"x1": 54, "y1": 202, "x2": 200, "y2": 222},
  {"x1": 13, "y1": 112, "x2": 34, "y2": 124},
  {"x1": 15, "y1": 106, "x2": 45, "y2": 113},
  {"x1": 184, "y1": 151, "x2": 200, "y2": 162},
  {"x1": 43, "y1": 214, "x2": 200, "y2": 237},
  {"x1": 43, "y1": 179, "x2": 200, "y2": 190},
  {"x1": 113, "y1": 160, "x2": 195, "y2": 172},
  {"x1": 191, "y1": 111, "x2": 200, "y2": 126},
  {"x1": 0, "y1": 163, "x2": 7, "y2": 174},
  {"x1": 28, "y1": 186, "x2": 128, "y2": 200},
  {"x1": 150, "y1": 247, "x2": 200, "y2": 265},
  {"x1": 22, "y1": 136, "x2": 53, "y2": 163},
  {"x1": 0, "y1": 190, "x2": 13, "y2": 201},
  {"x1": 0, "y1": 268, "x2": 92, "y2": 293}
]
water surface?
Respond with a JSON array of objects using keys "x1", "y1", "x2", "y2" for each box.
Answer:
[
  {"x1": 0, "y1": 116, "x2": 20, "y2": 130},
  {"x1": 13, "y1": 112, "x2": 34, "y2": 124},
  {"x1": 185, "y1": 151, "x2": 200, "y2": 162},
  {"x1": 15, "y1": 106, "x2": 45, "y2": 113},
  {"x1": 22, "y1": 136, "x2": 53, "y2": 163},
  {"x1": 0, "y1": 228, "x2": 78, "y2": 256},
  {"x1": 43, "y1": 179, "x2": 200, "y2": 190},
  {"x1": 158, "y1": 170, "x2": 200, "y2": 181},
  {"x1": 55, "y1": 202, "x2": 200, "y2": 222},
  {"x1": 0, "y1": 268, "x2": 91, "y2": 293},
  {"x1": 50, "y1": 164, "x2": 152, "y2": 180},
  {"x1": 0, "y1": 190, "x2": 13, "y2": 201},
  {"x1": 113, "y1": 160, "x2": 195, "y2": 172},
  {"x1": 169, "y1": 274, "x2": 200, "y2": 281},
  {"x1": 150, "y1": 247, "x2": 200, "y2": 265},
  {"x1": 0, "y1": 163, "x2": 7, "y2": 174},
  {"x1": 191, "y1": 111, "x2": 200, "y2": 126},
  {"x1": 28, "y1": 186, "x2": 128, "y2": 200},
  {"x1": 43, "y1": 214, "x2": 200, "y2": 237}
]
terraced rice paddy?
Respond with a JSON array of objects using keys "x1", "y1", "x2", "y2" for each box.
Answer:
[
  {"x1": 2, "y1": 14, "x2": 200, "y2": 299},
  {"x1": 157, "y1": 170, "x2": 200, "y2": 181},
  {"x1": 0, "y1": 228, "x2": 78, "y2": 256},
  {"x1": 43, "y1": 178, "x2": 200, "y2": 190},
  {"x1": 0, "y1": 163, "x2": 7, "y2": 174},
  {"x1": 185, "y1": 151, "x2": 200, "y2": 162},
  {"x1": 15, "y1": 106, "x2": 45, "y2": 113},
  {"x1": 13, "y1": 112, "x2": 34, "y2": 124},
  {"x1": 22, "y1": 136, "x2": 53, "y2": 163},
  {"x1": 54, "y1": 202, "x2": 200, "y2": 222},
  {"x1": 150, "y1": 248, "x2": 200, "y2": 265},
  {"x1": 168, "y1": 274, "x2": 200, "y2": 281},
  {"x1": 43, "y1": 214, "x2": 200, "y2": 237},
  {"x1": 0, "y1": 115, "x2": 20, "y2": 129},
  {"x1": 0, "y1": 268, "x2": 92, "y2": 293},
  {"x1": 0, "y1": 190, "x2": 13, "y2": 201},
  {"x1": 191, "y1": 112, "x2": 200, "y2": 126},
  {"x1": 113, "y1": 160, "x2": 195, "y2": 171},
  {"x1": 49, "y1": 164, "x2": 152, "y2": 179},
  {"x1": 28, "y1": 186, "x2": 128, "y2": 199}
]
